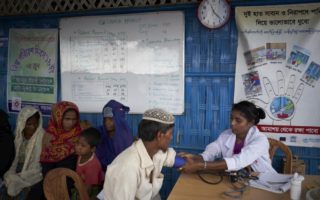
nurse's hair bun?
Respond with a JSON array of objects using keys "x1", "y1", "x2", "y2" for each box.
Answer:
[
  {"x1": 232, "y1": 100, "x2": 266, "y2": 125},
  {"x1": 256, "y1": 107, "x2": 266, "y2": 120}
]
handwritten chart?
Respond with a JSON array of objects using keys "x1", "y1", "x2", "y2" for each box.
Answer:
[{"x1": 60, "y1": 11, "x2": 185, "y2": 114}]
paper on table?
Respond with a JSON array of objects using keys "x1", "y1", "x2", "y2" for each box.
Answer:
[
  {"x1": 259, "y1": 172, "x2": 293, "y2": 183},
  {"x1": 96, "y1": 189, "x2": 104, "y2": 200},
  {"x1": 248, "y1": 172, "x2": 293, "y2": 193}
]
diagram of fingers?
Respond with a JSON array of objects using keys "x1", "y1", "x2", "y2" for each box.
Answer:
[
  {"x1": 266, "y1": 71, "x2": 304, "y2": 121},
  {"x1": 248, "y1": 70, "x2": 304, "y2": 125}
]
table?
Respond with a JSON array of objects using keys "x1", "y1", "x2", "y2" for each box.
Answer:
[{"x1": 167, "y1": 173, "x2": 320, "y2": 200}]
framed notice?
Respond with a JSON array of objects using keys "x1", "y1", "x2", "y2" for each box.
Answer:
[{"x1": 7, "y1": 29, "x2": 58, "y2": 115}]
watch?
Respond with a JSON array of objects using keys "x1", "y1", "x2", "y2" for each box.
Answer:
[{"x1": 197, "y1": 0, "x2": 231, "y2": 29}]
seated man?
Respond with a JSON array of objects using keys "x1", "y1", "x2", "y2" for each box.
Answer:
[{"x1": 102, "y1": 108, "x2": 176, "y2": 200}]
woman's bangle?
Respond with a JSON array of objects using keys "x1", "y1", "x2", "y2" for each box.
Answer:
[{"x1": 204, "y1": 161, "x2": 207, "y2": 169}]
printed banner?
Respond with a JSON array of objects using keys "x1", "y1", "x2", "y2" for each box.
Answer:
[
  {"x1": 7, "y1": 29, "x2": 58, "y2": 115},
  {"x1": 235, "y1": 3, "x2": 320, "y2": 147}
]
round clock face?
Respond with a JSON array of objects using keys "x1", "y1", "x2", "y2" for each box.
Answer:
[{"x1": 197, "y1": 0, "x2": 230, "y2": 29}]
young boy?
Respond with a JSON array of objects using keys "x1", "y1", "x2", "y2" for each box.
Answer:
[{"x1": 75, "y1": 127, "x2": 104, "y2": 197}]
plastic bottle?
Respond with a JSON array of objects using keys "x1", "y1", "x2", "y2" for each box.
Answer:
[{"x1": 290, "y1": 172, "x2": 305, "y2": 200}]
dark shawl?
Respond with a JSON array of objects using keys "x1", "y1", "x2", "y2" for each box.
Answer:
[
  {"x1": 0, "y1": 109, "x2": 14, "y2": 178},
  {"x1": 96, "y1": 100, "x2": 133, "y2": 170}
]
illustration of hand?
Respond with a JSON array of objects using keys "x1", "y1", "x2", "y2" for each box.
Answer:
[{"x1": 250, "y1": 70, "x2": 304, "y2": 125}]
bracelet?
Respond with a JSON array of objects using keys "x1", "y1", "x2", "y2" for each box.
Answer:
[{"x1": 204, "y1": 161, "x2": 207, "y2": 169}]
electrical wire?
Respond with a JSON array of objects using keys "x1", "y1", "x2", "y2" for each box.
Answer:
[
  {"x1": 197, "y1": 171, "x2": 224, "y2": 185},
  {"x1": 196, "y1": 169, "x2": 258, "y2": 199}
]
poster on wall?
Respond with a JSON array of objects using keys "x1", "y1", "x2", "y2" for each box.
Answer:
[
  {"x1": 235, "y1": 3, "x2": 320, "y2": 147},
  {"x1": 7, "y1": 29, "x2": 58, "y2": 115}
]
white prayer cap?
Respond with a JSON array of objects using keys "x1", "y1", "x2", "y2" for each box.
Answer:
[{"x1": 142, "y1": 108, "x2": 174, "y2": 124}]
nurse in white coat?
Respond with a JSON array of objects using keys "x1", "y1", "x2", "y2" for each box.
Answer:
[{"x1": 180, "y1": 101, "x2": 276, "y2": 174}]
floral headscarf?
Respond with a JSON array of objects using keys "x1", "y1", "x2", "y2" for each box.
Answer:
[{"x1": 40, "y1": 101, "x2": 82, "y2": 163}]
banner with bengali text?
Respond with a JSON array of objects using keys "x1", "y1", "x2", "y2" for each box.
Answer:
[
  {"x1": 7, "y1": 29, "x2": 58, "y2": 115},
  {"x1": 234, "y1": 3, "x2": 320, "y2": 147}
]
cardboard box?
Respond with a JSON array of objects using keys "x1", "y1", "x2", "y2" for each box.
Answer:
[
  {"x1": 292, "y1": 159, "x2": 305, "y2": 175},
  {"x1": 284, "y1": 158, "x2": 305, "y2": 174}
]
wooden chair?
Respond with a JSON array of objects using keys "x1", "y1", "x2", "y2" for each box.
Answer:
[
  {"x1": 43, "y1": 167, "x2": 90, "y2": 200},
  {"x1": 268, "y1": 138, "x2": 293, "y2": 174}
]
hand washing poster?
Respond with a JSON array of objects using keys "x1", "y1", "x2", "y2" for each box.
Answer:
[
  {"x1": 235, "y1": 3, "x2": 320, "y2": 147},
  {"x1": 7, "y1": 29, "x2": 58, "y2": 115}
]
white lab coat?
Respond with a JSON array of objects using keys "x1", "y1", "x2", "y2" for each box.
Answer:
[{"x1": 201, "y1": 126, "x2": 276, "y2": 173}]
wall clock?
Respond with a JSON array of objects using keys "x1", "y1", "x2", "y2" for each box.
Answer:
[{"x1": 197, "y1": 0, "x2": 231, "y2": 29}]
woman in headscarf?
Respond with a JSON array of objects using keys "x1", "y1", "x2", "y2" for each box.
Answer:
[
  {"x1": 1, "y1": 106, "x2": 44, "y2": 199},
  {"x1": 179, "y1": 101, "x2": 276, "y2": 174},
  {"x1": 96, "y1": 100, "x2": 133, "y2": 171},
  {"x1": 26, "y1": 101, "x2": 82, "y2": 200},
  {"x1": 0, "y1": 109, "x2": 14, "y2": 180},
  {"x1": 40, "y1": 101, "x2": 82, "y2": 174}
]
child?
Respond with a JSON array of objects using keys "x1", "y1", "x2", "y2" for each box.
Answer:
[{"x1": 75, "y1": 127, "x2": 104, "y2": 197}]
